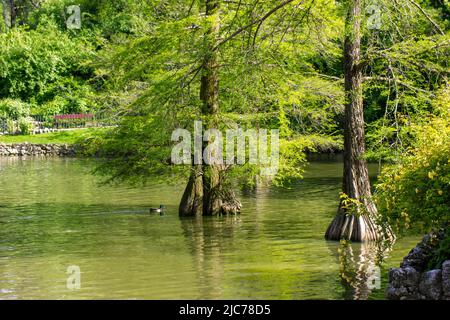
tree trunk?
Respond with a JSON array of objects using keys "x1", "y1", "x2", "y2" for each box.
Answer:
[
  {"x1": 179, "y1": 0, "x2": 241, "y2": 216},
  {"x1": 325, "y1": 0, "x2": 384, "y2": 242},
  {"x1": 200, "y1": 0, "x2": 222, "y2": 216},
  {"x1": 1, "y1": 0, "x2": 14, "y2": 30},
  {"x1": 179, "y1": 164, "x2": 204, "y2": 216},
  {"x1": 8, "y1": 0, "x2": 14, "y2": 27}
]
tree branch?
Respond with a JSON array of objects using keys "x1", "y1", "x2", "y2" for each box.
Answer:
[
  {"x1": 363, "y1": 76, "x2": 435, "y2": 96},
  {"x1": 407, "y1": 0, "x2": 444, "y2": 35},
  {"x1": 213, "y1": 0, "x2": 299, "y2": 50}
]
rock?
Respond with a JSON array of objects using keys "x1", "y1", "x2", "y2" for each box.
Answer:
[
  {"x1": 403, "y1": 267, "x2": 420, "y2": 288},
  {"x1": 0, "y1": 143, "x2": 77, "y2": 157},
  {"x1": 387, "y1": 267, "x2": 420, "y2": 300},
  {"x1": 419, "y1": 269, "x2": 442, "y2": 300},
  {"x1": 387, "y1": 286, "x2": 408, "y2": 300},
  {"x1": 400, "y1": 233, "x2": 443, "y2": 272},
  {"x1": 387, "y1": 232, "x2": 449, "y2": 300},
  {"x1": 442, "y1": 260, "x2": 450, "y2": 299}
]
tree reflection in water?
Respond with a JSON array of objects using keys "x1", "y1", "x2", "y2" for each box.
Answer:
[
  {"x1": 180, "y1": 215, "x2": 241, "y2": 299},
  {"x1": 329, "y1": 238, "x2": 394, "y2": 300}
]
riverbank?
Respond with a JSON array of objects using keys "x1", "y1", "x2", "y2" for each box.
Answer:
[
  {"x1": 0, "y1": 142, "x2": 78, "y2": 157},
  {"x1": 387, "y1": 231, "x2": 450, "y2": 300},
  {"x1": 0, "y1": 128, "x2": 105, "y2": 157},
  {"x1": 0, "y1": 131, "x2": 345, "y2": 158}
]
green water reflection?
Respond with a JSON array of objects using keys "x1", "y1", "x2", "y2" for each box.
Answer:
[{"x1": 0, "y1": 157, "x2": 419, "y2": 299}]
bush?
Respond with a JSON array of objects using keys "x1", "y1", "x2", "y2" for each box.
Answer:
[
  {"x1": 18, "y1": 117, "x2": 33, "y2": 135},
  {"x1": 0, "y1": 99, "x2": 30, "y2": 121},
  {"x1": 427, "y1": 232, "x2": 450, "y2": 270},
  {"x1": 0, "y1": 99, "x2": 31, "y2": 133},
  {"x1": 0, "y1": 20, "x2": 95, "y2": 108},
  {"x1": 376, "y1": 88, "x2": 450, "y2": 234},
  {"x1": 6, "y1": 119, "x2": 15, "y2": 134}
]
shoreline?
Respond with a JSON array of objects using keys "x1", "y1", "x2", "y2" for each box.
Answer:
[
  {"x1": 0, "y1": 142, "x2": 346, "y2": 158},
  {"x1": 0, "y1": 142, "x2": 78, "y2": 157}
]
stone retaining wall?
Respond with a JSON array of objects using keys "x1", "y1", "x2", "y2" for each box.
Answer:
[
  {"x1": 0, "y1": 143, "x2": 77, "y2": 157},
  {"x1": 387, "y1": 232, "x2": 450, "y2": 300}
]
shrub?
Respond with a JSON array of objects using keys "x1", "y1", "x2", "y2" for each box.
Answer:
[
  {"x1": 0, "y1": 20, "x2": 95, "y2": 109},
  {"x1": 6, "y1": 119, "x2": 15, "y2": 134},
  {"x1": 0, "y1": 99, "x2": 30, "y2": 121},
  {"x1": 427, "y1": 232, "x2": 450, "y2": 270},
  {"x1": 376, "y1": 88, "x2": 450, "y2": 234},
  {"x1": 0, "y1": 99, "x2": 31, "y2": 134},
  {"x1": 18, "y1": 117, "x2": 33, "y2": 135}
]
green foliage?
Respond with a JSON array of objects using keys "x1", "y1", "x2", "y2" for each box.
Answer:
[
  {"x1": 35, "y1": 77, "x2": 97, "y2": 115},
  {"x1": 0, "y1": 0, "x2": 448, "y2": 206},
  {"x1": 85, "y1": 0, "x2": 347, "y2": 185},
  {"x1": 81, "y1": 115, "x2": 183, "y2": 185},
  {"x1": 376, "y1": 88, "x2": 450, "y2": 233},
  {"x1": 0, "y1": 98, "x2": 30, "y2": 121},
  {"x1": 0, "y1": 20, "x2": 96, "y2": 116},
  {"x1": 427, "y1": 232, "x2": 450, "y2": 270},
  {"x1": 338, "y1": 193, "x2": 366, "y2": 217},
  {"x1": 272, "y1": 137, "x2": 310, "y2": 186},
  {"x1": 0, "y1": 98, "x2": 31, "y2": 133},
  {"x1": 361, "y1": 0, "x2": 450, "y2": 162},
  {"x1": 6, "y1": 119, "x2": 14, "y2": 134},
  {"x1": 18, "y1": 117, "x2": 33, "y2": 135}
]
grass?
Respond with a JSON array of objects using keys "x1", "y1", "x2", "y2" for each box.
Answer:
[{"x1": 0, "y1": 128, "x2": 107, "y2": 144}]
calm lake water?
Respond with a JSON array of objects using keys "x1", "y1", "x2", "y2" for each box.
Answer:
[{"x1": 0, "y1": 157, "x2": 420, "y2": 300}]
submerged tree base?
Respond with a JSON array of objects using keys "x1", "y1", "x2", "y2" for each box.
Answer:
[
  {"x1": 219, "y1": 189, "x2": 242, "y2": 215},
  {"x1": 179, "y1": 166, "x2": 242, "y2": 216},
  {"x1": 325, "y1": 213, "x2": 383, "y2": 242},
  {"x1": 179, "y1": 166, "x2": 204, "y2": 217}
]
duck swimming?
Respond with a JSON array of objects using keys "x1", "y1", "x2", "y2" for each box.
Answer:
[{"x1": 150, "y1": 205, "x2": 166, "y2": 214}]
